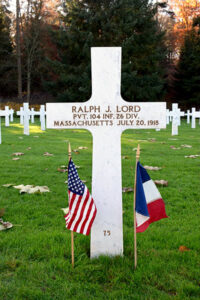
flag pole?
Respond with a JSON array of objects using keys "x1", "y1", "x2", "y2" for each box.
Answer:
[
  {"x1": 68, "y1": 142, "x2": 74, "y2": 268},
  {"x1": 134, "y1": 144, "x2": 140, "y2": 269}
]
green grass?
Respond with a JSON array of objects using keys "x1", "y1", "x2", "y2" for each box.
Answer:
[{"x1": 0, "y1": 119, "x2": 200, "y2": 300}]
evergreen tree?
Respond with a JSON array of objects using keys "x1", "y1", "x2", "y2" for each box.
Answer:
[
  {"x1": 175, "y1": 18, "x2": 200, "y2": 108},
  {"x1": 0, "y1": 1, "x2": 15, "y2": 96},
  {"x1": 45, "y1": 0, "x2": 167, "y2": 102}
]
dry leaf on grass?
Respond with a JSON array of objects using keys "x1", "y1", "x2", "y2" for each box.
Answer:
[
  {"x1": 144, "y1": 166, "x2": 162, "y2": 171},
  {"x1": 185, "y1": 155, "x2": 200, "y2": 159},
  {"x1": 2, "y1": 184, "x2": 14, "y2": 188},
  {"x1": 12, "y1": 152, "x2": 24, "y2": 156},
  {"x1": 148, "y1": 138, "x2": 156, "y2": 142},
  {"x1": 57, "y1": 168, "x2": 68, "y2": 173},
  {"x1": 19, "y1": 137, "x2": 23, "y2": 139},
  {"x1": 181, "y1": 144, "x2": 192, "y2": 148},
  {"x1": 132, "y1": 148, "x2": 137, "y2": 151},
  {"x1": 61, "y1": 207, "x2": 69, "y2": 214},
  {"x1": 44, "y1": 152, "x2": 53, "y2": 156},
  {"x1": 122, "y1": 187, "x2": 134, "y2": 193},
  {"x1": 0, "y1": 218, "x2": 13, "y2": 231},
  {"x1": 12, "y1": 158, "x2": 20, "y2": 161},
  {"x1": 27, "y1": 147, "x2": 31, "y2": 150},
  {"x1": 13, "y1": 185, "x2": 50, "y2": 194},
  {"x1": 154, "y1": 180, "x2": 168, "y2": 187},
  {"x1": 78, "y1": 146, "x2": 88, "y2": 150},
  {"x1": 179, "y1": 245, "x2": 190, "y2": 252},
  {"x1": 122, "y1": 156, "x2": 129, "y2": 159},
  {"x1": 72, "y1": 149, "x2": 80, "y2": 154}
]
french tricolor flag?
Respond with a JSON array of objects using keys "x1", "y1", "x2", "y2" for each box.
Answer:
[{"x1": 136, "y1": 162, "x2": 168, "y2": 233}]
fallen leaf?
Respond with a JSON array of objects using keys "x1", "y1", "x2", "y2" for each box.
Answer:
[
  {"x1": 78, "y1": 146, "x2": 88, "y2": 150},
  {"x1": 2, "y1": 184, "x2": 14, "y2": 188},
  {"x1": 12, "y1": 158, "x2": 20, "y2": 161},
  {"x1": 144, "y1": 166, "x2": 162, "y2": 171},
  {"x1": 0, "y1": 218, "x2": 13, "y2": 231},
  {"x1": 179, "y1": 245, "x2": 190, "y2": 252},
  {"x1": 27, "y1": 147, "x2": 31, "y2": 150},
  {"x1": 132, "y1": 148, "x2": 137, "y2": 151},
  {"x1": 61, "y1": 207, "x2": 69, "y2": 214},
  {"x1": 181, "y1": 145, "x2": 192, "y2": 148},
  {"x1": 122, "y1": 187, "x2": 134, "y2": 193},
  {"x1": 57, "y1": 168, "x2": 68, "y2": 173},
  {"x1": 60, "y1": 165, "x2": 67, "y2": 168},
  {"x1": 72, "y1": 149, "x2": 80, "y2": 154},
  {"x1": 161, "y1": 142, "x2": 166, "y2": 144},
  {"x1": 169, "y1": 138, "x2": 178, "y2": 140},
  {"x1": 64, "y1": 180, "x2": 68, "y2": 184},
  {"x1": 148, "y1": 138, "x2": 156, "y2": 142},
  {"x1": 44, "y1": 152, "x2": 53, "y2": 156},
  {"x1": 12, "y1": 152, "x2": 24, "y2": 156},
  {"x1": 13, "y1": 185, "x2": 50, "y2": 194},
  {"x1": 122, "y1": 156, "x2": 129, "y2": 159},
  {"x1": 0, "y1": 208, "x2": 5, "y2": 217},
  {"x1": 75, "y1": 165, "x2": 81, "y2": 169},
  {"x1": 19, "y1": 137, "x2": 23, "y2": 140},
  {"x1": 185, "y1": 155, "x2": 200, "y2": 159},
  {"x1": 154, "y1": 180, "x2": 168, "y2": 187}
]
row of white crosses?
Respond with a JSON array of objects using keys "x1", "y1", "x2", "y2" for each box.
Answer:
[
  {"x1": 16, "y1": 103, "x2": 46, "y2": 135},
  {"x1": 166, "y1": 104, "x2": 200, "y2": 135}
]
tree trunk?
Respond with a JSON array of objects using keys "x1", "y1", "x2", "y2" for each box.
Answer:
[{"x1": 16, "y1": 0, "x2": 22, "y2": 101}]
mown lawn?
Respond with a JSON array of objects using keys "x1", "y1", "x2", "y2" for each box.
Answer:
[{"x1": 0, "y1": 118, "x2": 200, "y2": 300}]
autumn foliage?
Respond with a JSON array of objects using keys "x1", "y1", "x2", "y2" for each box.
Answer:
[{"x1": 168, "y1": 0, "x2": 200, "y2": 51}]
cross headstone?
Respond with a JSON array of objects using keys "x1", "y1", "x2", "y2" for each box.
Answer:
[
  {"x1": 47, "y1": 47, "x2": 166, "y2": 258},
  {"x1": 166, "y1": 109, "x2": 170, "y2": 125},
  {"x1": 31, "y1": 108, "x2": 35, "y2": 123},
  {"x1": 17, "y1": 107, "x2": 24, "y2": 125},
  {"x1": 191, "y1": 107, "x2": 200, "y2": 128},
  {"x1": 9, "y1": 109, "x2": 14, "y2": 122},
  {"x1": 5, "y1": 106, "x2": 10, "y2": 127},
  {"x1": 186, "y1": 110, "x2": 190, "y2": 124},
  {"x1": 170, "y1": 103, "x2": 183, "y2": 135},
  {"x1": 23, "y1": 103, "x2": 30, "y2": 135},
  {"x1": 0, "y1": 108, "x2": 9, "y2": 143},
  {"x1": 30, "y1": 105, "x2": 46, "y2": 130},
  {"x1": 40, "y1": 105, "x2": 46, "y2": 131}
]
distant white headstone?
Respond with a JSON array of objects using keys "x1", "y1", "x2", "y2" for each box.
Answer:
[
  {"x1": 23, "y1": 103, "x2": 30, "y2": 135},
  {"x1": 16, "y1": 107, "x2": 24, "y2": 125},
  {"x1": 47, "y1": 47, "x2": 166, "y2": 258},
  {"x1": 191, "y1": 107, "x2": 200, "y2": 129},
  {"x1": 31, "y1": 108, "x2": 35, "y2": 123}
]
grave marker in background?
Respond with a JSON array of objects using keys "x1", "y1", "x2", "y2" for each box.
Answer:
[{"x1": 47, "y1": 47, "x2": 166, "y2": 258}]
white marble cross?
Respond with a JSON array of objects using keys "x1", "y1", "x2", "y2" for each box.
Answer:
[
  {"x1": 47, "y1": 47, "x2": 166, "y2": 258},
  {"x1": 186, "y1": 109, "x2": 191, "y2": 124},
  {"x1": 0, "y1": 108, "x2": 9, "y2": 143},
  {"x1": 30, "y1": 105, "x2": 46, "y2": 130},
  {"x1": 170, "y1": 103, "x2": 184, "y2": 135},
  {"x1": 16, "y1": 107, "x2": 24, "y2": 125},
  {"x1": 191, "y1": 107, "x2": 200, "y2": 129}
]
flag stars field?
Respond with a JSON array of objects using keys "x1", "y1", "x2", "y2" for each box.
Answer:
[{"x1": 0, "y1": 119, "x2": 200, "y2": 299}]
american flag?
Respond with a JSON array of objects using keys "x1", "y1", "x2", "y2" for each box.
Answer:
[{"x1": 64, "y1": 159, "x2": 97, "y2": 235}]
